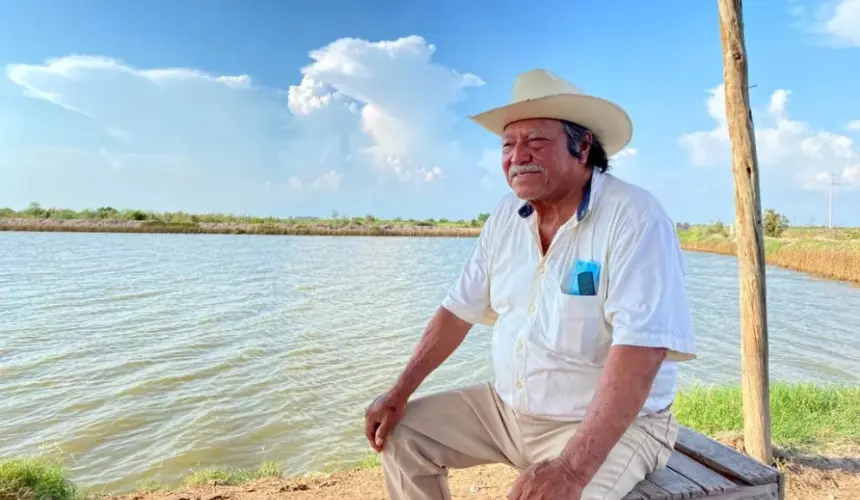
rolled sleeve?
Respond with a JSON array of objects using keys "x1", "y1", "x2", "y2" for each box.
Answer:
[
  {"x1": 604, "y1": 207, "x2": 696, "y2": 362},
  {"x1": 441, "y1": 224, "x2": 498, "y2": 327}
]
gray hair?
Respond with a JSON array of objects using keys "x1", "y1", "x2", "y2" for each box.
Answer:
[{"x1": 560, "y1": 120, "x2": 610, "y2": 173}]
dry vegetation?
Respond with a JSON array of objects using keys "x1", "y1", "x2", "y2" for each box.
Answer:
[
  {"x1": 679, "y1": 222, "x2": 860, "y2": 284},
  {"x1": 5, "y1": 204, "x2": 860, "y2": 284}
]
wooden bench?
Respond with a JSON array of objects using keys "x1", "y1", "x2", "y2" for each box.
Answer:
[{"x1": 622, "y1": 426, "x2": 784, "y2": 499}]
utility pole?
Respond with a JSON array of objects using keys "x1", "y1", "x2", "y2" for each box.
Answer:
[
  {"x1": 829, "y1": 173, "x2": 835, "y2": 229},
  {"x1": 717, "y1": 0, "x2": 772, "y2": 463}
]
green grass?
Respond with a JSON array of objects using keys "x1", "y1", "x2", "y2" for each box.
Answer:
[
  {"x1": 322, "y1": 453, "x2": 381, "y2": 474},
  {"x1": 2, "y1": 384, "x2": 857, "y2": 498},
  {"x1": 674, "y1": 382, "x2": 860, "y2": 451},
  {"x1": 182, "y1": 460, "x2": 282, "y2": 487},
  {"x1": 0, "y1": 203, "x2": 490, "y2": 229},
  {"x1": 0, "y1": 457, "x2": 79, "y2": 500}
]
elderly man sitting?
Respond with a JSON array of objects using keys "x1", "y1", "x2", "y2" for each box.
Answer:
[{"x1": 364, "y1": 69, "x2": 697, "y2": 500}]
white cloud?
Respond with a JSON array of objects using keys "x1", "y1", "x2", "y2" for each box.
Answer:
[
  {"x1": 285, "y1": 170, "x2": 343, "y2": 196},
  {"x1": 679, "y1": 83, "x2": 860, "y2": 190},
  {"x1": 311, "y1": 170, "x2": 343, "y2": 191},
  {"x1": 790, "y1": 0, "x2": 860, "y2": 47},
  {"x1": 2, "y1": 36, "x2": 488, "y2": 214},
  {"x1": 824, "y1": 0, "x2": 860, "y2": 46},
  {"x1": 5, "y1": 55, "x2": 286, "y2": 181},
  {"x1": 847, "y1": 120, "x2": 860, "y2": 131},
  {"x1": 285, "y1": 35, "x2": 484, "y2": 185}
]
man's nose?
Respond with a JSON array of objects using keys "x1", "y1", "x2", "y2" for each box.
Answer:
[{"x1": 511, "y1": 143, "x2": 532, "y2": 165}]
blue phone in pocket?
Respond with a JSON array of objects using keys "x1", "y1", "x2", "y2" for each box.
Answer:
[
  {"x1": 577, "y1": 271, "x2": 596, "y2": 296},
  {"x1": 562, "y1": 259, "x2": 601, "y2": 296}
]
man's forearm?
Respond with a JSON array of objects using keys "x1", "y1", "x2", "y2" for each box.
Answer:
[
  {"x1": 560, "y1": 345, "x2": 668, "y2": 486},
  {"x1": 389, "y1": 306, "x2": 472, "y2": 403}
]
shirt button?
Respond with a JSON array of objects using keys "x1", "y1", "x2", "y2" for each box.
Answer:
[
  {"x1": 515, "y1": 380, "x2": 523, "y2": 389},
  {"x1": 528, "y1": 304, "x2": 535, "y2": 313}
]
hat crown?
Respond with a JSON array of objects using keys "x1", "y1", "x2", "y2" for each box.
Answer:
[{"x1": 511, "y1": 69, "x2": 583, "y2": 103}]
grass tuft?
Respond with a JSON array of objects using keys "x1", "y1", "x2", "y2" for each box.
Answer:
[
  {"x1": 182, "y1": 460, "x2": 282, "y2": 487},
  {"x1": 674, "y1": 382, "x2": 860, "y2": 451},
  {"x1": 0, "y1": 457, "x2": 79, "y2": 500}
]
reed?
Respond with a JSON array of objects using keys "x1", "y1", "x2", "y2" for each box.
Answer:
[
  {"x1": 5, "y1": 205, "x2": 860, "y2": 283},
  {"x1": 678, "y1": 227, "x2": 860, "y2": 284},
  {"x1": 0, "y1": 219, "x2": 481, "y2": 237}
]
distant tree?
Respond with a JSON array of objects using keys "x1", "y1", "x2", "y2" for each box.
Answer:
[
  {"x1": 708, "y1": 219, "x2": 728, "y2": 237},
  {"x1": 477, "y1": 212, "x2": 490, "y2": 225},
  {"x1": 763, "y1": 209, "x2": 789, "y2": 237},
  {"x1": 95, "y1": 206, "x2": 119, "y2": 219},
  {"x1": 125, "y1": 210, "x2": 149, "y2": 221},
  {"x1": 24, "y1": 202, "x2": 47, "y2": 218}
]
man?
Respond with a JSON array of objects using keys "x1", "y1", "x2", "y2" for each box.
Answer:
[{"x1": 364, "y1": 68, "x2": 697, "y2": 500}]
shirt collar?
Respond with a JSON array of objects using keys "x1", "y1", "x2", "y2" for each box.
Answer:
[{"x1": 517, "y1": 168, "x2": 602, "y2": 222}]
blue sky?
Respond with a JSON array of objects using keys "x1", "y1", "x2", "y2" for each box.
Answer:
[{"x1": 1, "y1": 0, "x2": 859, "y2": 225}]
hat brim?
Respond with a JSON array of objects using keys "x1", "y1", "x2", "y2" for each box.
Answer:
[{"x1": 468, "y1": 93, "x2": 633, "y2": 157}]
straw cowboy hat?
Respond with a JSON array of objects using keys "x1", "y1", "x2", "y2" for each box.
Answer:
[{"x1": 469, "y1": 69, "x2": 633, "y2": 157}]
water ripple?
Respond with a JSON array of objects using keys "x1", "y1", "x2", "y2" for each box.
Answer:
[{"x1": 1, "y1": 232, "x2": 859, "y2": 492}]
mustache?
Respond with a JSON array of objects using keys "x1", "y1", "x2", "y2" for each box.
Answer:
[{"x1": 508, "y1": 164, "x2": 545, "y2": 180}]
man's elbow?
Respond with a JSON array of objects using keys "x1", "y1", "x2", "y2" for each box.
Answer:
[{"x1": 605, "y1": 345, "x2": 668, "y2": 386}]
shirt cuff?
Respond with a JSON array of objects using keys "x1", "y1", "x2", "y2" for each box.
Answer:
[
  {"x1": 611, "y1": 327, "x2": 697, "y2": 362},
  {"x1": 441, "y1": 296, "x2": 497, "y2": 327}
]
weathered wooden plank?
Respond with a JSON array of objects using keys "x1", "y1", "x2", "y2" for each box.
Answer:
[
  {"x1": 674, "y1": 426, "x2": 780, "y2": 486},
  {"x1": 646, "y1": 467, "x2": 705, "y2": 499},
  {"x1": 667, "y1": 452, "x2": 740, "y2": 495},
  {"x1": 692, "y1": 482, "x2": 779, "y2": 499},
  {"x1": 621, "y1": 486, "x2": 650, "y2": 500},
  {"x1": 629, "y1": 479, "x2": 672, "y2": 499}
]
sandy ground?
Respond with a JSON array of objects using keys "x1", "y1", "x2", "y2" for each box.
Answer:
[{"x1": 106, "y1": 457, "x2": 860, "y2": 500}]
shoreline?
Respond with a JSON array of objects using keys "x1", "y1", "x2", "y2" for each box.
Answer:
[
  {"x1": 3, "y1": 219, "x2": 860, "y2": 285},
  {"x1": 680, "y1": 237, "x2": 860, "y2": 285},
  {"x1": 0, "y1": 218, "x2": 482, "y2": 237},
  {"x1": 3, "y1": 383, "x2": 858, "y2": 499}
]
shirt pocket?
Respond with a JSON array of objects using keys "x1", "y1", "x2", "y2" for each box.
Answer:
[{"x1": 552, "y1": 294, "x2": 606, "y2": 365}]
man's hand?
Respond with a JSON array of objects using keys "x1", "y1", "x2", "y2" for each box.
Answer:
[
  {"x1": 507, "y1": 457, "x2": 584, "y2": 500},
  {"x1": 364, "y1": 307, "x2": 473, "y2": 453},
  {"x1": 364, "y1": 392, "x2": 406, "y2": 453}
]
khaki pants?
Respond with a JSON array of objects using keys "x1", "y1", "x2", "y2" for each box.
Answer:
[{"x1": 381, "y1": 381, "x2": 677, "y2": 500}]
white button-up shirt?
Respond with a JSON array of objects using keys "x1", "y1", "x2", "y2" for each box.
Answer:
[{"x1": 442, "y1": 170, "x2": 696, "y2": 420}]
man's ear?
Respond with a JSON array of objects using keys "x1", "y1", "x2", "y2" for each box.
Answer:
[{"x1": 579, "y1": 132, "x2": 593, "y2": 161}]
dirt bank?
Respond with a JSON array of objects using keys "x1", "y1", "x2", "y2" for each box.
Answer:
[
  {"x1": 0, "y1": 218, "x2": 481, "y2": 237},
  {"x1": 105, "y1": 459, "x2": 859, "y2": 500}
]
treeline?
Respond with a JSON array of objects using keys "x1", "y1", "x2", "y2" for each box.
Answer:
[{"x1": 1, "y1": 202, "x2": 493, "y2": 228}]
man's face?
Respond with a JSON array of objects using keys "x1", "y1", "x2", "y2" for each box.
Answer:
[{"x1": 501, "y1": 118, "x2": 589, "y2": 201}]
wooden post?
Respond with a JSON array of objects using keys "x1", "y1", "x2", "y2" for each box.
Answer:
[{"x1": 716, "y1": 0, "x2": 773, "y2": 464}]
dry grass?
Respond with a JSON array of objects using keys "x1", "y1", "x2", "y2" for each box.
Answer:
[
  {"x1": 678, "y1": 229, "x2": 860, "y2": 284},
  {"x1": 712, "y1": 432, "x2": 860, "y2": 500},
  {"x1": 0, "y1": 218, "x2": 481, "y2": 238}
]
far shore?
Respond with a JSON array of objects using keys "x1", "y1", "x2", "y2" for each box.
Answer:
[
  {"x1": 3, "y1": 216, "x2": 860, "y2": 285},
  {"x1": 0, "y1": 217, "x2": 482, "y2": 237}
]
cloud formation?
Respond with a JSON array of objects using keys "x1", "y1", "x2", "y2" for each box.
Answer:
[
  {"x1": 824, "y1": 0, "x2": 860, "y2": 46},
  {"x1": 679, "y1": 83, "x2": 860, "y2": 191},
  {"x1": 285, "y1": 35, "x2": 484, "y2": 184},
  {"x1": 2, "y1": 36, "x2": 489, "y2": 215},
  {"x1": 790, "y1": 0, "x2": 860, "y2": 47}
]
